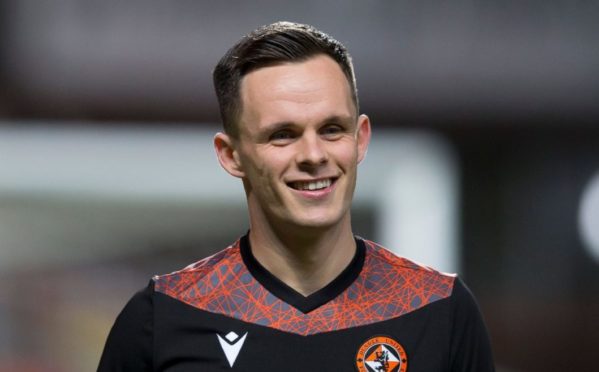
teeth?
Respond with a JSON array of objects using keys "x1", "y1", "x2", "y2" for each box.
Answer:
[{"x1": 293, "y1": 179, "x2": 332, "y2": 191}]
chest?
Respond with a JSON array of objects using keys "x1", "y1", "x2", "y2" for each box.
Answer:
[{"x1": 153, "y1": 293, "x2": 452, "y2": 372}]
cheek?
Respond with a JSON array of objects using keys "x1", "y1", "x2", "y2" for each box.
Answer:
[
  {"x1": 243, "y1": 148, "x2": 289, "y2": 184},
  {"x1": 260, "y1": 147, "x2": 294, "y2": 173},
  {"x1": 332, "y1": 142, "x2": 359, "y2": 169}
]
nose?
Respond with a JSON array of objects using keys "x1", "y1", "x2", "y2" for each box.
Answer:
[{"x1": 296, "y1": 133, "x2": 328, "y2": 168}]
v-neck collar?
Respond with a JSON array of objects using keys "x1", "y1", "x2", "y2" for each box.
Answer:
[{"x1": 239, "y1": 233, "x2": 366, "y2": 314}]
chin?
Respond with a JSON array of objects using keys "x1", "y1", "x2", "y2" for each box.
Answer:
[{"x1": 288, "y1": 211, "x2": 345, "y2": 230}]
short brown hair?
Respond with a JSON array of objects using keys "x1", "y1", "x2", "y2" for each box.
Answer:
[{"x1": 213, "y1": 21, "x2": 359, "y2": 137}]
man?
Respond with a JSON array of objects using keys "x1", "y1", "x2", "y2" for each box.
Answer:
[{"x1": 98, "y1": 22, "x2": 494, "y2": 371}]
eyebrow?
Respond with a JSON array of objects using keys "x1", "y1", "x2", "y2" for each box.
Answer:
[
  {"x1": 261, "y1": 121, "x2": 295, "y2": 134},
  {"x1": 261, "y1": 115, "x2": 355, "y2": 133}
]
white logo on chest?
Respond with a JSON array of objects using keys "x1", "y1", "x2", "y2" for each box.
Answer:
[{"x1": 216, "y1": 331, "x2": 248, "y2": 367}]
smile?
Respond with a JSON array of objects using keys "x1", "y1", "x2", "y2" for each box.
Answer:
[{"x1": 288, "y1": 178, "x2": 337, "y2": 191}]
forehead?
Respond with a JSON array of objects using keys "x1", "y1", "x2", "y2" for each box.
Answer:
[{"x1": 238, "y1": 55, "x2": 355, "y2": 131}]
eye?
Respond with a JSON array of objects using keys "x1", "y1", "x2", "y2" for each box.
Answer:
[
  {"x1": 269, "y1": 129, "x2": 296, "y2": 145},
  {"x1": 320, "y1": 124, "x2": 344, "y2": 139}
]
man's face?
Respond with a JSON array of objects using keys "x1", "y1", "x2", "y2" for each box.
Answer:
[{"x1": 220, "y1": 55, "x2": 370, "y2": 232}]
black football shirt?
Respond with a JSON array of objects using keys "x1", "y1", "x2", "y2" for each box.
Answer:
[{"x1": 98, "y1": 234, "x2": 494, "y2": 371}]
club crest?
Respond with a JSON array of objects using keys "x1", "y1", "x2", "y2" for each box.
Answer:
[{"x1": 355, "y1": 336, "x2": 407, "y2": 372}]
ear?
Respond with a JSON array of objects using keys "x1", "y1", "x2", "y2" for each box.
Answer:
[
  {"x1": 356, "y1": 114, "x2": 372, "y2": 164},
  {"x1": 214, "y1": 132, "x2": 245, "y2": 178}
]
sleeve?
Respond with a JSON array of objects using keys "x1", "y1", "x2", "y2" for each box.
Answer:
[
  {"x1": 448, "y1": 277, "x2": 495, "y2": 372},
  {"x1": 97, "y1": 280, "x2": 154, "y2": 372}
]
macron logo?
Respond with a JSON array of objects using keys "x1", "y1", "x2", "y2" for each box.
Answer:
[{"x1": 216, "y1": 331, "x2": 248, "y2": 367}]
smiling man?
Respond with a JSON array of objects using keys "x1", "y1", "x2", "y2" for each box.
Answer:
[
  {"x1": 98, "y1": 22, "x2": 494, "y2": 371},
  {"x1": 213, "y1": 52, "x2": 370, "y2": 298}
]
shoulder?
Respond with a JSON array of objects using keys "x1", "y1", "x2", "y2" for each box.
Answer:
[
  {"x1": 351, "y1": 238, "x2": 458, "y2": 318},
  {"x1": 152, "y1": 239, "x2": 246, "y2": 301},
  {"x1": 361, "y1": 238, "x2": 456, "y2": 289}
]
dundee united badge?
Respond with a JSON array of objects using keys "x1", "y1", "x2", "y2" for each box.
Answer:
[{"x1": 355, "y1": 336, "x2": 407, "y2": 372}]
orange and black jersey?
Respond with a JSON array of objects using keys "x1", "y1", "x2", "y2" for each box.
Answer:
[{"x1": 98, "y1": 234, "x2": 494, "y2": 371}]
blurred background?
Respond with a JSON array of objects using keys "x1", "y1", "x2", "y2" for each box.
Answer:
[{"x1": 1, "y1": 1, "x2": 598, "y2": 371}]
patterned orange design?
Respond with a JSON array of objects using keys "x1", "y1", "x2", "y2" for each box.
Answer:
[{"x1": 154, "y1": 239, "x2": 455, "y2": 336}]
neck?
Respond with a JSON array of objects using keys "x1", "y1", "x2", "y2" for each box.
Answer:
[{"x1": 248, "y1": 216, "x2": 356, "y2": 296}]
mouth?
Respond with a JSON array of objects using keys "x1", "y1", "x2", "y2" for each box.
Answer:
[{"x1": 287, "y1": 177, "x2": 338, "y2": 191}]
